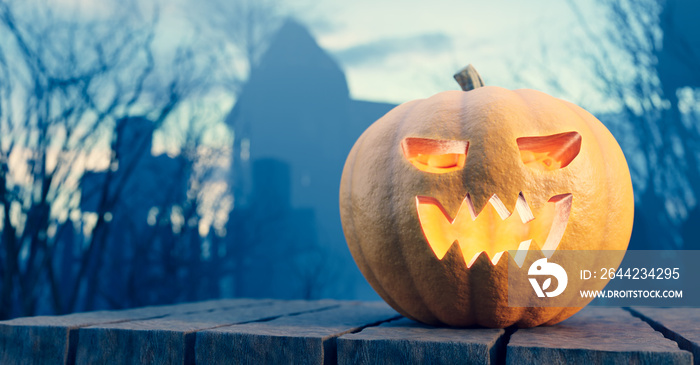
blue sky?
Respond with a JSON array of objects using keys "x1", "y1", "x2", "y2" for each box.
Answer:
[
  {"x1": 48, "y1": 0, "x2": 612, "y2": 110},
  {"x1": 52, "y1": 0, "x2": 611, "y2": 109},
  {"x1": 290, "y1": 0, "x2": 606, "y2": 107}
]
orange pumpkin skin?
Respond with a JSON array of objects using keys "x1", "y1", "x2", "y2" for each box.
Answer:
[{"x1": 339, "y1": 86, "x2": 634, "y2": 328}]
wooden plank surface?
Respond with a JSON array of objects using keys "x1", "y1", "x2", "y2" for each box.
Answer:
[
  {"x1": 630, "y1": 307, "x2": 700, "y2": 365},
  {"x1": 0, "y1": 298, "x2": 267, "y2": 365},
  {"x1": 75, "y1": 299, "x2": 342, "y2": 365},
  {"x1": 507, "y1": 307, "x2": 693, "y2": 364},
  {"x1": 195, "y1": 301, "x2": 400, "y2": 365},
  {"x1": 337, "y1": 317, "x2": 506, "y2": 365},
  {"x1": 1, "y1": 301, "x2": 698, "y2": 365}
]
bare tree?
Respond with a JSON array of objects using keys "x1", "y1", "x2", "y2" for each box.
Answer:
[
  {"x1": 76, "y1": 0, "x2": 293, "y2": 310},
  {"x1": 0, "y1": 0, "x2": 313, "y2": 319},
  {"x1": 0, "y1": 0, "x2": 203, "y2": 318},
  {"x1": 559, "y1": 0, "x2": 700, "y2": 248},
  {"x1": 114, "y1": 104, "x2": 234, "y2": 309}
]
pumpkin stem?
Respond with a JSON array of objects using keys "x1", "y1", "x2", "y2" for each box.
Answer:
[{"x1": 453, "y1": 64, "x2": 484, "y2": 91}]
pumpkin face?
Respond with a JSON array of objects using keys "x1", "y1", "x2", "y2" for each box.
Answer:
[{"x1": 339, "y1": 78, "x2": 634, "y2": 328}]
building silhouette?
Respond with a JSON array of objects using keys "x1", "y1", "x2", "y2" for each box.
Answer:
[{"x1": 226, "y1": 20, "x2": 395, "y2": 299}]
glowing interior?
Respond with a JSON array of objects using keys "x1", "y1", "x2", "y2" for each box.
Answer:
[
  {"x1": 517, "y1": 131, "x2": 582, "y2": 171},
  {"x1": 416, "y1": 193, "x2": 572, "y2": 268},
  {"x1": 401, "y1": 137, "x2": 468, "y2": 173}
]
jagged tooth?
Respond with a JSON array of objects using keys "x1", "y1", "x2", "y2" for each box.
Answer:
[
  {"x1": 494, "y1": 250, "x2": 511, "y2": 272},
  {"x1": 465, "y1": 193, "x2": 478, "y2": 221},
  {"x1": 465, "y1": 251, "x2": 509, "y2": 268},
  {"x1": 525, "y1": 240, "x2": 552, "y2": 262},
  {"x1": 507, "y1": 240, "x2": 548, "y2": 268},
  {"x1": 467, "y1": 250, "x2": 496, "y2": 270},
  {"x1": 541, "y1": 193, "x2": 573, "y2": 253},
  {"x1": 466, "y1": 251, "x2": 484, "y2": 268},
  {"x1": 488, "y1": 194, "x2": 512, "y2": 220},
  {"x1": 491, "y1": 251, "x2": 505, "y2": 265},
  {"x1": 513, "y1": 239, "x2": 532, "y2": 268},
  {"x1": 515, "y1": 192, "x2": 535, "y2": 223}
]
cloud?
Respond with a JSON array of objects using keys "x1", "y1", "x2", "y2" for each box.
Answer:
[{"x1": 332, "y1": 32, "x2": 453, "y2": 66}]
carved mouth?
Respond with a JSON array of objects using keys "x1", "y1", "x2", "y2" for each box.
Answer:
[{"x1": 416, "y1": 192, "x2": 572, "y2": 268}]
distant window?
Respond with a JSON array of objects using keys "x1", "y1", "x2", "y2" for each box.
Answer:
[{"x1": 241, "y1": 138, "x2": 250, "y2": 162}]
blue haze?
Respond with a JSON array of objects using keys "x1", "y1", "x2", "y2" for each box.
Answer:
[{"x1": 1, "y1": 0, "x2": 699, "y2": 319}]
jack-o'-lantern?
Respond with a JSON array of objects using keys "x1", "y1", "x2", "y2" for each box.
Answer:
[{"x1": 339, "y1": 65, "x2": 634, "y2": 328}]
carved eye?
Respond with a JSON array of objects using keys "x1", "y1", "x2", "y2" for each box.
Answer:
[
  {"x1": 517, "y1": 131, "x2": 582, "y2": 171},
  {"x1": 401, "y1": 137, "x2": 469, "y2": 174}
]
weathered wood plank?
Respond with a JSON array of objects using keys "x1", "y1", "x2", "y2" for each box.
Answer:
[
  {"x1": 195, "y1": 301, "x2": 399, "y2": 365},
  {"x1": 507, "y1": 307, "x2": 693, "y2": 364},
  {"x1": 630, "y1": 307, "x2": 700, "y2": 365},
  {"x1": 0, "y1": 298, "x2": 267, "y2": 365},
  {"x1": 75, "y1": 299, "x2": 342, "y2": 365},
  {"x1": 3, "y1": 301, "x2": 697, "y2": 365},
  {"x1": 337, "y1": 317, "x2": 506, "y2": 365}
]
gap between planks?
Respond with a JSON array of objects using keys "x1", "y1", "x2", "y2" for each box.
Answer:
[{"x1": 625, "y1": 307, "x2": 699, "y2": 365}]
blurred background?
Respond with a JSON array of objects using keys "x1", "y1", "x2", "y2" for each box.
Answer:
[{"x1": 0, "y1": 0, "x2": 698, "y2": 319}]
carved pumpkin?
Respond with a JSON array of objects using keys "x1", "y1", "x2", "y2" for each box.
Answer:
[{"x1": 339, "y1": 65, "x2": 634, "y2": 328}]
